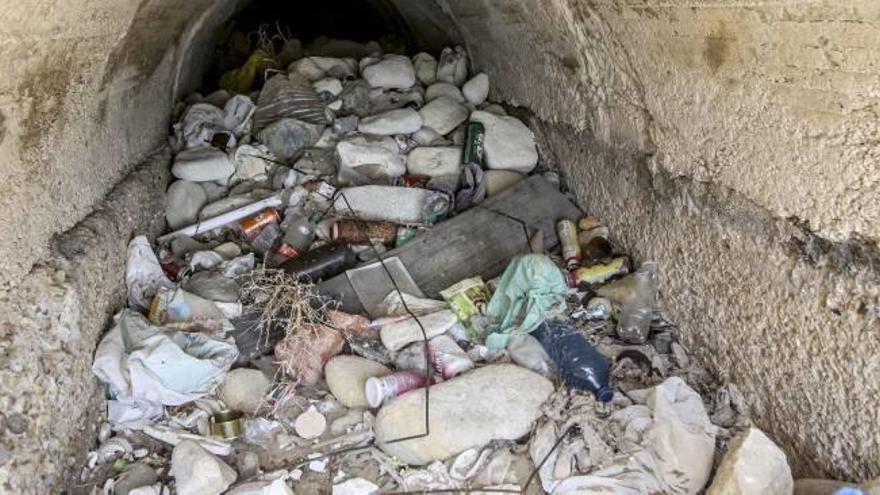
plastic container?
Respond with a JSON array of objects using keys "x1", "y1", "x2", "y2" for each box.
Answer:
[
  {"x1": 616, "y1": 261, "x2": 657, "y2": 344},
  {"x1": 427, "y1": 335, "x2": 473, "y2": 379},
  {"x1": 507, "y1": 333, "x2": 555, "y2": 377},
  {"x1": 365, "y1": 371, "x2": 430, "y2": 408},
  {"x1": 556, "y1": 219, "x2": 581, "y2": 268},
  {"x1": 532, "y1": 320, "x2": 613, "y2": 402}
]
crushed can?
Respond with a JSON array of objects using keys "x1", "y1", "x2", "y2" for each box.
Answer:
[{"x1": 239, "y1": 207, "x2": 280, "y2": 239}]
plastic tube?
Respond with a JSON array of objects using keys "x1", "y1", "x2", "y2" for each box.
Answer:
[{"x1": 158, "y1": 194, "x2": 282, "y2": 242}]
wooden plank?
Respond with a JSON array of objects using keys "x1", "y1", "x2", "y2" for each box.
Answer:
[{"x1": 317, "y1": 175, "x2": 581, "y2": 313}]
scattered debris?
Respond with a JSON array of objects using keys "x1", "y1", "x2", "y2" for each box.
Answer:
[{"x1": 79, "y1": 28, "x2": 772, "y2": 494}]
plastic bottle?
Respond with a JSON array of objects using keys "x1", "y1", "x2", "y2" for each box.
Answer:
[
  {"x1": 616, "y1": 261, "x2": 657, "y2": 344},
  {"x1": 532, "y1": 320, "x2": 613, "y2": 402}
]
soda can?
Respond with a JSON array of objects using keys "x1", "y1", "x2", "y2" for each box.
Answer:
[
  {"x1": 239, "y1": 207, "x2": 280, "y2": 239},
  {"x1": 556, "y1": 219, "x2": 581, "y2": 267},
  {"x1": 463, "y1": 122, "x2": 486, "y2": 166}
]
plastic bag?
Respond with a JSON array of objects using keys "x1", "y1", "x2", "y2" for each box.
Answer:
[
  {"x1": 219, "y1": 48, "x2": 273, "y2": 94},
  {"x1": 506, "y1": 333, "x2": 554, "y2": 377},
  {"x1": 252, "y1": 74, "x2": 330, "y2": 132},
  {"x1": 126, "y1": 236, "x2": 174, "y2": 311},
  {"x1": 92, "y1": 310, "x2": 238, "y2": 410},
  {"x1": 483, "y1": 254, "x2": 568, "y2": 348}
]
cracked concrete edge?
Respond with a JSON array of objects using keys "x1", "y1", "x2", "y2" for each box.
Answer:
[
  {"x1": 529, "y1": 116, "x2": 880, "y2": 482},
  {"x1": 0, "y1": 145, "x2": 170, "y2": 493}
]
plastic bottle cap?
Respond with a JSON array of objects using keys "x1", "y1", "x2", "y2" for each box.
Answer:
[
  {"x1": 364, "y1": 377, "x2": 384, "y2": 408},
  {"x1": 596, "y1": 386, "x2": 614, "y2": 403}
]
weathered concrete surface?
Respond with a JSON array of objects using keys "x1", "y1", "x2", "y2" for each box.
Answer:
[
  {"x1": 0, "y1": 148, "x2": 170, "y2": 492},
  {"x1": 437, "y1": 0, "x2": 880, "y2": 480},
  {"x1": 0, "y1": 0, "x2": 243, "y2": 293}
]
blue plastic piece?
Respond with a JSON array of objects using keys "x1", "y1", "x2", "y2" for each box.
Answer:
[{"x1": 532, "y1": 320, "x2": 614, "y2": 402}]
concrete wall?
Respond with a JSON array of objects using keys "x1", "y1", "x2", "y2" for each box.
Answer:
[
  {"x1": 437, "y1": 0, "x2": 880, "y2": 481},
  {"x1": 0, "y1": 0, "x2": 878, "y2": 491}
]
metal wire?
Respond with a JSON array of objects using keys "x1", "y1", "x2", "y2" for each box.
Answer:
[{"x1": 266, "y1": 186, "x2": 573, "y2": 493}]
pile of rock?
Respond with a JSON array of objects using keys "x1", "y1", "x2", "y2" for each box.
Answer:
[{"x1": 76, "y1": 34, "x2": 824, "y2": 495}]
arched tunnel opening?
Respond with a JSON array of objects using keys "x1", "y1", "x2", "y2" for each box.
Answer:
[{"x1": 0, "y1": 1, "x2": 878, "y2": 494}]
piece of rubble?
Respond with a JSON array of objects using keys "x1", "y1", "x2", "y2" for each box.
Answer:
[
  {"x1": 412, "y1": 52, "x2": 438, "y2": 86},
  {"x1": 294, "y1": 406, "x2": 327, "y2": 439},
  {"x1": 462, "y1": 73, "x2": 489, "y2": 105},
  {"x1": 171, "y1": 440, "x2": 237, "y2": 495},
  {"x1": 357, "y1": 108, "x2": 423, "y2": 135},
  {"x1": 419, "y1": 96, "x2": 469, "y2": 136},
  {"x1": 436, "y1": 46, "x2": 468, "y2": 86},
  {"x1": 289, "y1": 56, "x2": 357, "y2": 81},
  {"x1": 219, "y1": 368, "x2": 271, "y2": 414},
  {"x1": 166, "y1": 180, "x2": 208, "y2": 229},
  {"x1": 362, "y1": 54, "x2": 416, "y2": 89},
  {"x1": 426, "y1": 82, "x2": 466, "y2": 103},
  {"x1": 114, "y1": 462, "x2": 159, "y2": 495},
  {"x1": 378, "y1": 309, "x2": 459, "y2": 352},
  {"x1": 406, "y1": 146, "x2": 463, "y2": 177},
  {"x1": 332, "y1": 477, "x2": 380, "y2": 495},
  {"x1": 469, "y1": 111, "x2": 538, "y2": 173},
  {"x1": 256, "y1": 118, "x2": 324, "y2": 162},
  {"x1": 325, "y1": 356, "x2": 390, "y2": 408},
  {"x1": 275, "y1": 324, "x2": 345, "y2": 386},
  {"x1": 707, "y1": 428, "x2": 793, "y2": 495},
  {"x1": 375, "y1": 364, "x2": 553, "y2": 465},
  {"x1": 314, "y1": 77, "x2": 343, "y2": 97},
  {"x1": 484, "y1": 170, "x2": 525, "y2": 196},
  {"x1": 336, "y1": 136, "x2": 406, "y2": 183},
  {"x1": 172, "y1": 147, "x2": 235, "y2": 183}
]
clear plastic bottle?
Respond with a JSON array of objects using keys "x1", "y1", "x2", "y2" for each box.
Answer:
[
  {"x1": 616, "y1": 261, "x2": 657, "y2": 344},
  {"x1": 532, "y1": 320, "x2": 613, "y2": 402}
]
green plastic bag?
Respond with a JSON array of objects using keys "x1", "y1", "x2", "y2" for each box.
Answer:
[
  {"x1": 219, "y1": 49, "x2": 273, "y2": 94},
  {"x1": 484, "y1": 254, "x2": 569, "y2": 348}
]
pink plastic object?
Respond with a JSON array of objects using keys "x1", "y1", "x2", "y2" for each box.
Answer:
[{"x1": 365, "y1": 371, "x2": 429, "y2": 408}]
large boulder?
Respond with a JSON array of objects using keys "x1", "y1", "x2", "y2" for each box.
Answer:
[
  {"x1": 707, "y1": 428, "x2": 793, "y2": 495},
  {"x1": 375, "y1": 364, "x2": 553, "y2": 465},
  {"x1": 469, "y1": 111, "x2": 538, "y2": 173}
]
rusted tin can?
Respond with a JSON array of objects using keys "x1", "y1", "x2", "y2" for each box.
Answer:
[
  {"x1": 556, "y1": 219, "x2": 582, "y2": 268},
  {"x1": 239, "y1": 207, "x2": 280, "y2": 239},
  {"x1": 332, "y1": 220, "x2": 398, "y2": 246}
]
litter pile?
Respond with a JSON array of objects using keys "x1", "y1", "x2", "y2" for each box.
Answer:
[{"x1": 78, "y1": 33, "x2": 839, "y2": 495}]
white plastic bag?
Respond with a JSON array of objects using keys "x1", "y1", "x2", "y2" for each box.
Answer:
[
  {"x1": 126, "y1": 236, "x2": 174, "y2": 310},
  {"x1": 92, "y1": 310, "x2": 238, "y2": 411}
]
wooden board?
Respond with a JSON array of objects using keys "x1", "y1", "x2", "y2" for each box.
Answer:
[{"x1": 318, "y1": 175, "x2": 582, "y2": 314}]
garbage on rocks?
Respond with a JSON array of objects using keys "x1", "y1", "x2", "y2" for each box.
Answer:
[
  {"x1": 707, "y1": 428, "x2": 793, "y2": 495},
  {"x1": 82, "y1": 31, "x2": 773, "y2": 494}
]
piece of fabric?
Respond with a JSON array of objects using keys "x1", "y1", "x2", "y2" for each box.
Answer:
[{"x1": 484, "y1": 254, "x2": 568, "y2": 348}]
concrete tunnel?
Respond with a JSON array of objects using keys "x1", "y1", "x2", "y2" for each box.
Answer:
[{"x1": 0, "y1": 0, "x2": 878, "y2": 491}]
